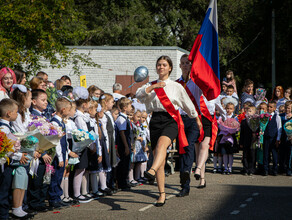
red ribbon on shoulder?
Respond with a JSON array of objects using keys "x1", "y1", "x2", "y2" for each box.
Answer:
[
  {"x1": 176, "y1": 79, "x2": 217, "y2": 151},
  {"x1": 152, "y1": 81, "x2": 188, "y2": 154}
]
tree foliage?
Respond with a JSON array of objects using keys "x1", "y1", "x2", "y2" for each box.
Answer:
[
  {"x1": 0, "y1": 0, "x2": 290, "y2": 90},
  {"x1": 0, "y1": 0, "x2": 99, "y2": 75}
]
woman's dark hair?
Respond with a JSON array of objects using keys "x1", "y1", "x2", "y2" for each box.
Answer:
[
  {"x1": 14, "y1": 69, "x2": 26, "y2": 84},
  {"x1": 156, "y1": 55, "x2": 173, "y2": 75}
]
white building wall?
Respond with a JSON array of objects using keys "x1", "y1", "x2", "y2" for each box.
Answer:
[{"x1": 39, "y1": 46, "x2": 189, "y2": 93}]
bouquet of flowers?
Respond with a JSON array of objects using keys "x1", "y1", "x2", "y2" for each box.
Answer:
[
  {"x1": 218, "y1": 118, "x2": 240, "y2": 145},
  {"x1": 28, "y1": 116, "x2": 63, "y2": 152},
  {"x1": 259, "y1": 113, "x2": 271, "y2": 144},
  {"x1": 71, "y1": 129, "x2": 96, "y2": 153},
  {"x1": 18, "y1": 135, "x2": 39, "y2": 165},
  {"x1": 28, "y1": 116, "x2": 64, "y2": 184},
  {"x1": 246, "y1": 114, "x2": 260, "y2": 132},
  {"x1": 284, "y1": 120, "x2": 292, "y2": 142},
  {"x1": 0, "y1": 130, "x2": 15, "y2": 165},
  {"x1": 237, "y1": 112, "x2": 246, "y2": 124}
]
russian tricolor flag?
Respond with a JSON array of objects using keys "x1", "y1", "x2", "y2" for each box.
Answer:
[{"x1": 188, "y1": 0, "x2": 220, "y2": 100}]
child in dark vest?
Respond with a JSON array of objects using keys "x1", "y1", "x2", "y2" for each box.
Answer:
[
  {"x1": 0, "y1": 98, "x2": 33, "y2": 219},
  {"x1": 28, "y1": 89, "x2": 53, "y2": 212},
  {"x1": 48, "y1": 97, "x2": 76, "y2": 208},
  {"x1": 115, "y1": 97, "x2": 133, "y2": 190},
  {"x1": 263, "y1": 101, "x2": 282, "y2": 176}
]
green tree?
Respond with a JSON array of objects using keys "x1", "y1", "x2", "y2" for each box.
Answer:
[{"x1": 0, "y1": 0, "x2": 98, "y2": 75}]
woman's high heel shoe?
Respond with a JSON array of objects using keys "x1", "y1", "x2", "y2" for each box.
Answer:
[
  {"x1": 144, "y1": 168, "x2": 156, "y2": 181},
  {"x1": 197, "y1": 178, "x2": 206, "y2": 189},
  {"x1": 194, "y1": 167, "x2": 201, "y2": 180},
  {"x1": 155, "y1": 192, "x2": 166, "y2": 207}
]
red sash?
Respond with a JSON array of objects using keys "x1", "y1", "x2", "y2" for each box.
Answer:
[
  {"x1": 152, "y1": 81, "x2": 188, "y2": 154},
  {"x1": 176, "y1": 79, "x2": 217, "y2": 151}
]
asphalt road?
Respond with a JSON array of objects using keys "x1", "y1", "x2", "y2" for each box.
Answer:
[{"x1": 34, "y1": 153, "x2": 292, "y2": 220}]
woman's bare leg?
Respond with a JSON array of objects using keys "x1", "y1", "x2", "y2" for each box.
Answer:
[
  {"x1": 148, "y1": 136, "x2": 171, "y2": 203},
  {"x1": 194, "y1": 137, "x2": 210, "y2": 185}
]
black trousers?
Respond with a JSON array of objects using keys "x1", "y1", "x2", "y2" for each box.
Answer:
[
  {"x1": 242, "y1": 146, "x2": 256, "y2": 173},
  {"x1": 116, "y1": 153, "x2": 130, "y2": 189},
  {"x1": 28, "y1": 163, "x2": 48, "y2": 209},
  {"x1": 0, "y1": 166, "x2": 13, "y2": 220}
]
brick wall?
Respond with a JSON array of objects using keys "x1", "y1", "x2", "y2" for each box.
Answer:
[{"x1": 39, "y1": 46, "x2": 189, "y2": 94}]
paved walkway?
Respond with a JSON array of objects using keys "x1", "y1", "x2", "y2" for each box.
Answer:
[{"x1": 34, "y1": 153, "x2": 292, "y2": 220}]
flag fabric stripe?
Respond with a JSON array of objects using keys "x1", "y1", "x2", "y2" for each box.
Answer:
[{"x1": 188, "y1": 0, "x2": 220, "y2": 100}]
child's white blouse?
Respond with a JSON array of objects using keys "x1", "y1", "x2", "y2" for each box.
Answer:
[{"x1": 11, "y1": 109, "x2": 31, "y2": 133}]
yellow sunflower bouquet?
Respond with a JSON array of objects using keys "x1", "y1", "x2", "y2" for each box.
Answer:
[{"x1": 0, "y1": 130, "x2": 15, "y2": 165}]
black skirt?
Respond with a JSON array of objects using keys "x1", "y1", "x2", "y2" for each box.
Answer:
[
  {"x1": 149, "y1": 112, "x2": 178, "y2": 151},
  {"x1": 202, "y1": 115, "x2": 212, "y2": 138},
  {"x1": 75, "y1": 148, "x2": 88, "y2": 170}
]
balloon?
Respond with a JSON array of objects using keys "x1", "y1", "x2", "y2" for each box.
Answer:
[{"x1": 134, "y1": 66, "x2": 149, "y2": 82}]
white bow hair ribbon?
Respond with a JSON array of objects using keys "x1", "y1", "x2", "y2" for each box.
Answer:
[
  {"x1": 96, "y1": 103, "x2": 102, "y2": 112},
  {"x1": 12, "y1": 84, "x2": 27, "y2": 93}
]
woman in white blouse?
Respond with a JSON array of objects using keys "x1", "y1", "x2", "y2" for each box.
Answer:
[{"x1": 136, "y1": 56, "x2": 202, "y2": 206}]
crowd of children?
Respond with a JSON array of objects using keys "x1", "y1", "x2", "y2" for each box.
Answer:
[
  {"x1": 213, "y1": 71, "x2": 292, "y2": 178},
  {"x1": 0, "y1": 69, "x2": 152, "y2": 219},
  {"x1": 0, "y1": 67, "x2": 291, "y2": 219}
]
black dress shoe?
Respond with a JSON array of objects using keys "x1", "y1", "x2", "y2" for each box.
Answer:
[
  {"x1": 194, "y1": 167, "x2": 201, "y2": 180},
  {"x1": 176, "y1": 189, "x2": 189, "y2": 197},
  {"x1": 49, "y1": 201, "x2": 63, "y2": 209},
  {"x1": 197, "y1": 179, "x2": 206, "y2": 189},
  {"x1": 263, "y1": 171, "x2": 268, "y2": 176},
  {"x1": 155, "y1": 192, "x2": 166, "y2": 207},
  {"x1": 24, "y1": 209, "x2": 38, "y2": 216},
  {"x1": 180, "y1": 171, "x2": 190, "y2": 185},
  {"x1": 32, "y1": 206, "x2": 49, "y2": 212},
  {"x1": 144, "y1": 168, "x2": 156, "y2": 181},
  {"x1": 10, "y1": 213, "x2": 34, "y2": 219}
]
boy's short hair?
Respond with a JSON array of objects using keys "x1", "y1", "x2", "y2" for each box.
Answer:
[
  {"x1": 118, "y1": 97, "x2": 132, "y2": 110},
  {"x1": 0, "y1": 98, "x2": 18, "y2": 117},
  {"x1": 227, "y1": 85, "x2": 234, "y2": 90},
  {"x1": 55, "y1": 97, "x2": 72, "y2": 112},
  {"x1": 268, "y1": 100, "x2": 277, "y2": 107},
  {"x1": 180, "y1": 54, "x2": 188, "y2": 60},
  {"x1": 226, "y1": 102, "x2": 235, "y2": 108},
  {"x1": 31, "y1": 89, "x2": 47, "y2": 100},
  {"x1": 111, "y1": 105, "x2": 119, "y2": 113}
]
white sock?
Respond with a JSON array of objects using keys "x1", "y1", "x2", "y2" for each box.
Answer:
[
  {"x1": 64, "y1": 177, "x2": 69, "y2": 198},
  {"x1": 141, "y1": 162, "x2": 147, "y2": 177},
  {"x1": 99, "y1": 172, "x2": 107, "y2": 190},
  {"x1": 12, "y1": 206, "x2": 27, "y2": 217},
  {"x1": 81, "y1": 172, "x2": 89, "y2": 195},
  {"x1": 60, "y1": 177, "x2": 65, "y2": 199},
  {"x1": 128, "y1": 165, "x2": 134, "y2": 182},
  {"x1": 213, "y1": 156, "x2": 218, "y2": 168}
]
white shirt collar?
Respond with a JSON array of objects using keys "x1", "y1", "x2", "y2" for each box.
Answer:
[
  {"x1": 33, "y1": 108, "x2": 42, "y2": 115},
  {"x1": 0, "y1": 119, "x2": 10, "y2": 125},
  {"x1": 120, "y1": 112, "x2": 127, "y2": 119},
  {"x1": 53, "y1": 114, "x2": 63, "y2": 122}
]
